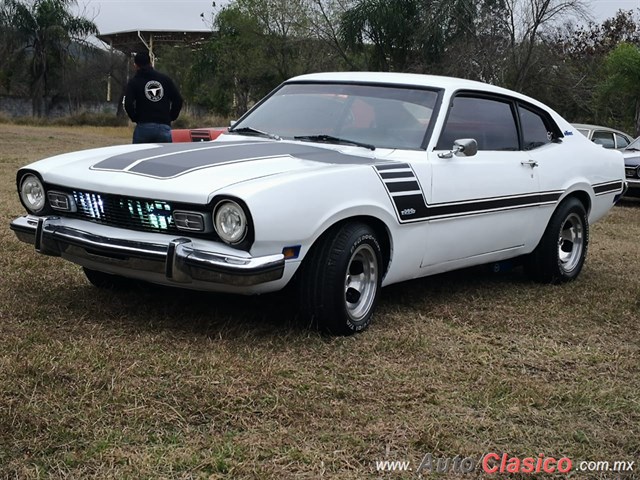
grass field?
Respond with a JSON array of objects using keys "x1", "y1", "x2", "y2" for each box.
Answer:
[{"x1": 1, "y1": 124, "x2": 639, "y2": 479}]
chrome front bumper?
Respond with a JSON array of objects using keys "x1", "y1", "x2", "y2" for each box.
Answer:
[
  {"x1": 10, "y1": 215, "x2": 285, "y2": 287},
  {"x1": 626, "y1": 178, "x2": 640, "y2": 191}
]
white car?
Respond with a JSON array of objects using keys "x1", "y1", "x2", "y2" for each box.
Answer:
[
  {"x1": 11, "y1": 72, "x2": 626, "y2": 334},
  {"x1": 623, "y1": 136, "x2": 640, "y2": 196},
  {"x1": 573, "y1": 123, "x2": 633, "y2": 150}
]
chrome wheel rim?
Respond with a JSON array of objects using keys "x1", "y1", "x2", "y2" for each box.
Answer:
[
  {"x1": 558, "y1": 212, "x2": 584, "y2": 274},
  {"x1": 344, "y1": 244, "x2": 378, "y2": 322}
]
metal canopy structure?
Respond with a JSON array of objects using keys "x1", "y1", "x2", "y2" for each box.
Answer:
[
  {"x1": 97, "y1": 29, "x2": 213, "y2": 65},
  {"x1": 96, "y1": 29, "x2": 213, "y2": 102}
]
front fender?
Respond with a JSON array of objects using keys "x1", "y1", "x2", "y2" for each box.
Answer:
[{"x1": 222, "y1": 165, "x2": 399, "y2": 260}]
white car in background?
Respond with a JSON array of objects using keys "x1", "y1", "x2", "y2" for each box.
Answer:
[
  {"x1": 11, "y1": 72, "x2": 626, "y2": 334},
  {"x1": 622, "y1": 136, "x2": 640, "y2": 196},
  {"x1": 573, "y1": 123, "x2": 633, "y2": 150}
]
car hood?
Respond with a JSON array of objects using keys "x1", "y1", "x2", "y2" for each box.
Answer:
[
  {"x1": 27, "y1": 138, "x2": 380, "y2": 204},
  {"x1": 623, "y1": 150, "x2": 640, "y2": 167}
]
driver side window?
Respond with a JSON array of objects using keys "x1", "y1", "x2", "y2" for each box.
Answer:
[{"x1": 436, "y1": 95, "x2": 519, "y2": 151}]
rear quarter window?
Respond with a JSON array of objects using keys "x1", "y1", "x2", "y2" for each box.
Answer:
[{"x1": 519, "y1": 105, "x2": 553, "y2": 150}]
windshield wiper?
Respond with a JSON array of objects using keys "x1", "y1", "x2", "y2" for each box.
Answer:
[
  {"x1": 294, "y1": 134, "x2": 376, "y2": 151},
  {"x1": 229, "y1": 126, "x2": 280, "y2": 140}
]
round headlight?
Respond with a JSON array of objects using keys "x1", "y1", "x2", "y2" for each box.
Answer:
[
  {"x1": 20, "y1": 174, "x2": 46, "y2": 213},
  {"x1": 214, "y1": 200, "x2": 248, "y2": 244},
  {"x1": 636, "y1": 166, "x2": 640, "y2": 179}
]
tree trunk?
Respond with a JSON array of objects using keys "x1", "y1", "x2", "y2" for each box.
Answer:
[{"x1": 116, "y1": 88, "x2": 126, "y2": 118}]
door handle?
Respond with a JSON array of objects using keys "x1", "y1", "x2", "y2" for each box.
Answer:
[{"x1": 521, "y1": 160, "x2": 538, "y2": 168}]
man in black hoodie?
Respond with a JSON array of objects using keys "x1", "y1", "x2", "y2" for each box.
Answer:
[{"x1": 124, "y1": 52, "x2": 183, "y2": 143}]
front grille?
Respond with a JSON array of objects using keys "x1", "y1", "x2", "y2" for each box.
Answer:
[
  {"x1": 626, "y1": 168, "x2": 636, "y2": 179},
  {"x1": 68, "y1": 190, "x2": 180, "y2": 234}
]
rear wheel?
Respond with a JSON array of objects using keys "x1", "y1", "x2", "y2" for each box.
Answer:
[
  {"x1": 526, "y1": 197, "x2": 589, "y2": 283},
  {"x1": 298, "y1": 222, "x2": 383, "y2": 335}
]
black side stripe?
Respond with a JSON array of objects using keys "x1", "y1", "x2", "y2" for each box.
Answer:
[
  {"x1": 593, "y1": 181, "x2": 623, "y2": 195},
  {"x1": 387, "y1": 181, "x2": 421, "y2": 193},
  {"x1": 375, "y1": 163, "x2": 410, "y2": 171},
  {"x1": 380, "y1": 171, "x2": 415, "y2": 179},
  {"x1": 374, "y1": 164, "x2": 563, "y2": 223},
  {"x1": 391, "y1": 191, "x2": 563, "y2": 222},
  {"x1": 426, "y1": 192, "x2": 562, "y2": 219}
]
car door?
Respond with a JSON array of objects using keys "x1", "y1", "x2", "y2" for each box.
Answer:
[{"x1": 420, "y1": 93, "x2": 542, "y2": 268}]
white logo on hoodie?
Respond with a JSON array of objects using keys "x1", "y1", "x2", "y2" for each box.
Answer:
[{"x1": 144, "y1": 81, "x2": 164, "y2": 102}]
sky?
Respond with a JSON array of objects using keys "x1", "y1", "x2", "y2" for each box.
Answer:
[
  {"x1": 589, "y1": 0, "x2": 640, "y2": 22},
  {"x1": 75, "y1": 0, "x2": 639, "y2": 41},
  {"x1": 75, "y1": 0, "x2": 223, "y2": 34}
]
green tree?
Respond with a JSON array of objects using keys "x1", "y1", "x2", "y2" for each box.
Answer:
[
  {"x1": 435, "y1": 0, "x2": 511, "y2": 83},
  {"x1": 600, "y1": 42, "x2": 640, "y2": 136},
  {"x1": 189, "y1": 5, "x2": 277, "y2": 116},
  {"x1": 541, "y1": 10, "x2": 640, "y2": 129},
  {"x1": 304, "y1": 0, "x2": 360, "y2": 69},
  {"x1": 235, "y1": 0, "x2": 312, "y2": 79},
  {"x1": 340, "y1": 0, "x2": 422, "y2": 71},
  {"x1": 2, "y1": 0, "x2": 97, "y2": 115},
  {"x1": 191, "y1": 0, "x2": 343, "y2": 117},
  {"x1": 339, "y1": 0, "x2": 482, "y2": 72},
  {"x1": 0, "y1": 2, "x2": 27, "y2": 94},
  {"x1": 501, "y1": 0, "x2": 587, "y2": 91}
]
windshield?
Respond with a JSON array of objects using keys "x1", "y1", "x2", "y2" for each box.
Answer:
[
  {"x1": 626, "y1": 136, "x2": 640, "y2": 150},
  {"x1": 231, "y1": 83, "x2": 439, "y2": 150}
]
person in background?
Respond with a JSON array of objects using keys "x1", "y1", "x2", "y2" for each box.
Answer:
[{"x1": 124, "y1": 52, "x2": 183, "y2": 143}]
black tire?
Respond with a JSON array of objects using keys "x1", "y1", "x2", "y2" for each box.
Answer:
[
  {"x1": 83, "y1": 267, "x2": 135, "y2": 290},
  {"x1": 297, "y1": 222, "x2": 383, "y2": 335},
  {"x1": 526, "y1": 197, "x2": 589, "y2": 283}
]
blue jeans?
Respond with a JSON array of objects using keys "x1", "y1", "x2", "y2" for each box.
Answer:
[{"x1": 133, "y1": 123, "x2": 173, "y2": 144}]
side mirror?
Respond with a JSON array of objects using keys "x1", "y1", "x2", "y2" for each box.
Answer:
[
  {"x1": 229, "y1": 120, "x2": 237, "y2": 127},
  {"x1": 438, "y1": 138, "x2": 478, "y2": 158},
  {"x1": 454, "y1": 138, "x2": 477, "y2": 157}
]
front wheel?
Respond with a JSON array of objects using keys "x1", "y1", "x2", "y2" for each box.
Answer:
[
  {"x1": 297, "y1": 222, "x2": 383, "y2": 335},
  {"x1": 526, "y1": 197, "x2": 589, "y2": 283}
]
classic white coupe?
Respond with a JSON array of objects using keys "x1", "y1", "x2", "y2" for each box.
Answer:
[{"x1": 11, "y1": 72, "x2": 626, "y2": 334}]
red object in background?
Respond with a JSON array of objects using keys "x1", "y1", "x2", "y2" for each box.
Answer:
[{"x1": 171, "y1": 127, "x2": 227, "y2": 143}]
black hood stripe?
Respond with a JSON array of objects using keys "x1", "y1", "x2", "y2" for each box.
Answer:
[
  {"x1": 92, "y1": 140, "x2": 381, "y2": 178},
  {"x1": 93, "y1": 141, "x2": 258, "y2": 171}
]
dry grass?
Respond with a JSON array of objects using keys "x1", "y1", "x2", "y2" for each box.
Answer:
[{"x1": 0, "y1": 124, "x2": 639, "y2": 479}]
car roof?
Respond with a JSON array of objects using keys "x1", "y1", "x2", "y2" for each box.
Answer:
[
  {"x1": 572, "y1": 123, "x2": 631, "y2": 136},
  {"x1": 288, "y1": 72, "x2": 551, "y2": 110}
]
